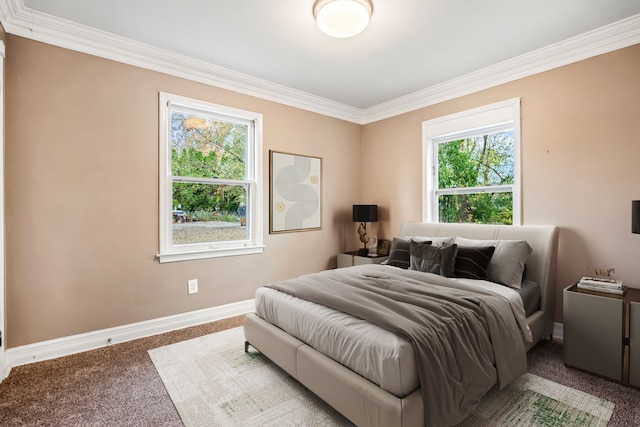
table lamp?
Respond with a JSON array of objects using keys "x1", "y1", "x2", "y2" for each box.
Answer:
[{"x1": 353, "y1": 204, "x2": 378, "y2": 256}]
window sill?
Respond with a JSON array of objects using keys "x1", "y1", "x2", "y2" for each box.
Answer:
[{"x1": 157, "y1": 245, "x2": 265, "y2": 263}]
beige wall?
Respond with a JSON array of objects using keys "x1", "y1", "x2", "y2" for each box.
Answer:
[
  {"x1": 4, "y1": 36, "x2": 363, "y2": 348},
  {"x1": 5, "y1": 34, "x2": 639, "y2": 348},
  {"x1": 363, "y1": 44, "x2": 640, "y2": 321}
]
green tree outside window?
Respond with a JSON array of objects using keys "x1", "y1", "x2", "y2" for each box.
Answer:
[{"x1": 437, "y1": 131, "x2": 514, "y2": 225}]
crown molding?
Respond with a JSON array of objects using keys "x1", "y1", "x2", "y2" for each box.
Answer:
[
  {"x1": 0, "y1": 0, "x2": 365, "y2": 123},
  {"x1": 363, "y1": 13, "x2": 640, "y2": 123},
  {"x1": 0, "y1": 0, "x2": 638, "y2": 125}
]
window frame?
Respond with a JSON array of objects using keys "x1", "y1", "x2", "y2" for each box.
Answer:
[
  {"x1": 422, "y1": 98, "x2": 521, "y2": 225},
  {"x1": 158, "y1": 92, "x2": 264, "y2": 263}
]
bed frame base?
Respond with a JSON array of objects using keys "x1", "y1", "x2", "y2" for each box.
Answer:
[
  {"x1": 244, "y1": 222, "x2": 559, "y2": 426},
  {"x1": 244, "y1": 312, "x2": 424, "y2": 427}
]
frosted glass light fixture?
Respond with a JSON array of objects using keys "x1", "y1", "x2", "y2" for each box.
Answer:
[{"x1": 313, "y1": 0, "x2": 373, "y2": 38}]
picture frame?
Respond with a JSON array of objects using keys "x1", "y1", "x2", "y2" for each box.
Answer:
[
  {"x1": 270, "y1": 150, "x2": 322, "y2": 233},
  {"x1": 377, "y1": 239, "x2": 390, "y2": 256}
]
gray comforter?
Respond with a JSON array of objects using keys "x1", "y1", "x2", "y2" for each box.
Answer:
[{"x1": 266, "y1": 264, "x2": 528, "y2": 427}]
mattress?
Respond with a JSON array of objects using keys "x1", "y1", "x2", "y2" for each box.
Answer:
[{"x1": 254, "y1": 272, "x2": 536, "y2": 398}]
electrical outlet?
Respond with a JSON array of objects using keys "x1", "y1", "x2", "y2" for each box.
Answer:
[{"x1": 188, "y1": 279, "x2": 198, "y2": 295}]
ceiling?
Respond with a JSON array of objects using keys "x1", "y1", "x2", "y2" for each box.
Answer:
[{"x1": 3, "y1": 0, "x2": 640, "y2": 122}]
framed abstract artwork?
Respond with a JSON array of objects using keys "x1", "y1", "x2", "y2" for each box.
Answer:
[{"x1": 270, "y1": 150, "x2": 322, "y2": 233}]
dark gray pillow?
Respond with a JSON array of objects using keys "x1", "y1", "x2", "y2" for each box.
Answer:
[
  {"x1": 409, "y1": 241, "x2": 458, "y2": 277},
  {"x1": 454, "y1": 237, "x2": 533, "y2": 289},
  {"x1": 387, "y1": 238, "x2": 431, "y2": 269},
  {"x1": 454, "y1": 246, "x2": 496, "y2": 280},
  {"x1": 385, "y1": 238, "x2": 410, "y2": 269}
]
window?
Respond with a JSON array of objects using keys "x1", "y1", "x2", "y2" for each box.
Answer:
[
  {"x1": 422, "y1": 98, "x2": 521, "y2": 225},
  {"x1": 158, "y1": 93, "x2": 263, "y2": 263}
]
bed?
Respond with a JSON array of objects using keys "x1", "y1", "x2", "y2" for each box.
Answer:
[{"x1": 244, "y1": 221, "x2": 559, "y2": 427}]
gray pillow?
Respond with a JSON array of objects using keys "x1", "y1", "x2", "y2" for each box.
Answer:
[
  {"x1": 454, "y1": 237, "x2": 532, "y2": 289},
  {"x1": 386, "y1": 238, "x2": 433, "y2": 269},
  {"x1": 409, "y1": 241, "x2": 458, "y2": 277}
]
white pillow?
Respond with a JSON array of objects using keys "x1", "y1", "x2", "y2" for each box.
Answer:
[
  {"x1": 454, "y1": 237, "x2": 532, "y2": 289},
  {"x1": 403, "y1": 236, "x2": 454, "y2": 248}
]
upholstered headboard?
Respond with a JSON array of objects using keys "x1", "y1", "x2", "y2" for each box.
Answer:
[{"x1": 398, "y1": 221, "x2": 559, "y2": 344}]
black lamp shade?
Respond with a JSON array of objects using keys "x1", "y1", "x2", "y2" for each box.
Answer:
[
  {"x1": 353, "y1": 204, "x2": 378, "y2": 223},
  {"x1": 633, "y1": 200, "x2": 640, "y2": 234}
]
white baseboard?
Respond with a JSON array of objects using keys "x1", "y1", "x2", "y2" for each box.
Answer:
[
  {"x1": 553, "y1": 322, "x2": 564, "y2": 342},
  {"x1": 6, "y1": 299, "x2": 255, "y2": 369},
  {"x1": 4, "y1": 304, "x2": 565, "y2": 373}
]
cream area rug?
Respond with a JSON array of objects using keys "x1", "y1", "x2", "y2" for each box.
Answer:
[{"x1": 149, "y1": 327, "x2": 614, "y2": 427}]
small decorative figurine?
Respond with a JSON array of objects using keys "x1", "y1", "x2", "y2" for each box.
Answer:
[
  {"x1": 588, "y1": 267, "x2": 616, "y2": 280},
  {"x1": 368, "y1": 235, "x2": 378, "y2": 256}
]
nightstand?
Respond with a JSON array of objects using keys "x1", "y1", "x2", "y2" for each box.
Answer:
[
  {"x1": 337, "y1": 251, "x2": 388, "y2": 268},
  {"x1": 563, "y1": 284, "x2": 640, "y2": 386}
]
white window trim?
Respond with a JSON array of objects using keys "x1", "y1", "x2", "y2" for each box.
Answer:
[
  {"x1": 422, "y1": 98, "x2": 521, "y2": 225},
  {"x1": 157, "y1": 92, "x2": 264, "y2": 263}
]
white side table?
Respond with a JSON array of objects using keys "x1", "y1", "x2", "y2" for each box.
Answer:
[{"x1": 337, "y1": 251, "x2": 387, "y2": 268}]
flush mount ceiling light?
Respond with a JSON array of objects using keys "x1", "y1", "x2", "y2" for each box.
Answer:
[{"x1": 313, "y1": 0, "x2": 373, "y2": 38}]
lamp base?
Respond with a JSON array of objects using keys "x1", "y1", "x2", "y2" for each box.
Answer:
[{"x1": 358, "y1": 248, "x2": 369, "y2": 256}]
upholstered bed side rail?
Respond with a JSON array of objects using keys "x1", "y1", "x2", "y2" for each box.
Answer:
[{"x1": 243, "y1": 312, "x2": 302, "y2": 378}]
